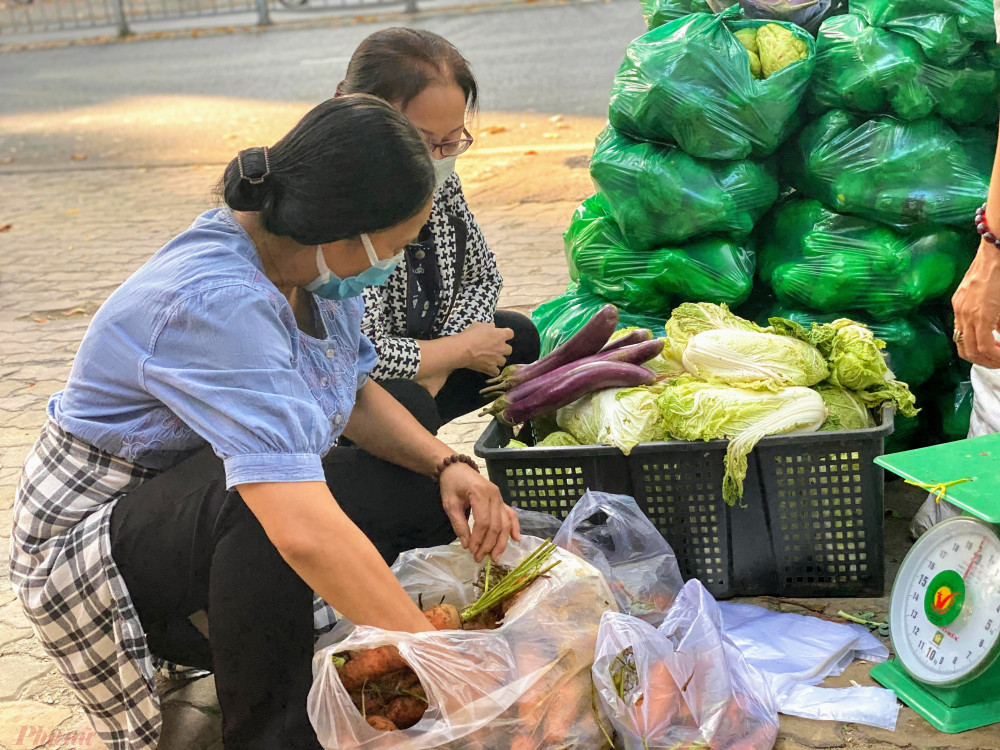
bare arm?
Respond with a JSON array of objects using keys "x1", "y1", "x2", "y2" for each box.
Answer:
[
  {"x1": 341, "y1": 380, "x2": 519, "y2": 561},
  {"x1": 953, "y1": 115, "x2": 1000, "y2": 367},
  {"x1": 237, "y1": 481, "x2": 434, "y2": 633}
]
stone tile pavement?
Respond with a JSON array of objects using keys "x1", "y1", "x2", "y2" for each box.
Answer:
[{"x1": 2, "y1": 142, "x2": 1000, "y2": 749}]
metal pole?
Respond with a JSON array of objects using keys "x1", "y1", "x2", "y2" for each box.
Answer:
[
  {"x1": 256, "y1": 0, "x2": 271, "y2": 26},
  {"x1": 110, "y1": 0, "x2": 131, "y2": 36},
  {"x1": 403, "y1": 0, "x2": 417, "y2": 14}
]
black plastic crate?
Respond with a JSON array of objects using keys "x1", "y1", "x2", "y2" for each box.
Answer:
[{"x1": 474, "y1": 407, "x2": 893, "y2": 599}]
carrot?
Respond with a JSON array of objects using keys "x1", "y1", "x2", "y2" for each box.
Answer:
[
  {"x1": 366, "y1": 715, "x2": 398, "y2": 732},
  {"x1": 423, "y1": 603, "x2": 461, "y2": 630},
  {"x1": 377, "y1": 667, "x2": 421, "y2": 695},
  {"x1": 541, "y1": 674, "x2": 589, "y2": 744},
  {"x1": 385, "y1": 695, "x2": 427, "y2": 729},
  {"x1": 636, "y1": 661, "x2": 683, "y2": 734},
  {"x1": 509, "y1": 735, "x2": 535, "y2": 750},
  {"x1": 337, "y1": 646, "x2": 407, "y2": 690}
]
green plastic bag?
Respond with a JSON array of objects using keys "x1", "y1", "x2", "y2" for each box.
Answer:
[
  {"x1": 764, "y1": 304, "x2": 952, "y2": 388},
  {"x1": 936, "y1": 377, "x2": 974, "y2": 440},
  {"x1": 640, "y1": 0, "x2": 713, "y2": 30},
  {"x1": 565, "y1": 195, "x2": 756, "y2": 316},
  {"x1": 589, "y1": 127, "x2": 778, "y2": 250},
  {"x1": 757, "y1": 199, "x2": 971, "y2": 319},
  {"x1": 530, "y1": 283, "x2": 669, "y2": 357},
  {"x1": 851, "y1": 0, "x2": 994, "y2": 66},
  {"x1": 783, "y1": 110, "x2": 989, "y2": 230},
  {"x1": 609, "y1": 8, "x2": 815, "y2": 160},
  {"x1": 885, "y1": 410, "x2": 922, "y2": 453},
  {"x1": 809, "y1": 15, "x2": 999, "y2": 125}
]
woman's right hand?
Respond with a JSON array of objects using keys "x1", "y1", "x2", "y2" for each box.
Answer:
[
  {"x1": 953, "y1": 242, "x2": 1000, "y2": 368},
  {"x1": 459, "y1": 322, "x2": 514, "y2": 377}
]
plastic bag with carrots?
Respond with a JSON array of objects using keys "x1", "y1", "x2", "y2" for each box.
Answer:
[
  {"x1": 308, "y1": 536, "x2": 618, "y2": 749},
  {"x1": 592, "y1": 580, "x2": 779, "y2": 749}
]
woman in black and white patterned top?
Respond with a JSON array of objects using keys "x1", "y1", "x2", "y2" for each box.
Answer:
[{"x1": 339, "y1": 28, "x2": 540, "y2": 432}]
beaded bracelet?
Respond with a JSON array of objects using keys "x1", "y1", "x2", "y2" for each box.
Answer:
[
  {"x1": 975, "y1": 203, "x2": 1000, "y2": 249},
  {"x1": 432, "y1": 454, "x2": 479, "y2": 483}
]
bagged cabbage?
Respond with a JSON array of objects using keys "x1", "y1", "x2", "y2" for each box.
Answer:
[
  {"x1": 783, "y1": 111, "x2": 989, "y2": 230},
  {"x1": 682, "y1": 328, "x2": 829, "y2": 390},
  {"x1": 565, "y1": 195, "x2": 755, "y2": 316},
  {"x1": 554, "y1": 491, "x2": 684, "y2": 626},
  {"x1": 851, "y1": 0, "x2": 994, "y2": 66},
  {"x1": 531, "y1": 283, "x2": 668, "y2": 358},
  {"x1": 766, "y1": 305, "x2": 952, "y2": 388},
  {"x1": 657, "y1": 377, "x2": 827, "y2": 505},
  {"x1": 609, "y1": 8, "x2": 815, "y2": 160},
  {"x1": 308, "y1": 537, "x2": 617, "y2": 749},
  {"x1": 639, "y1": 0, "x2": 713, "y2": 30},
  {"x1": 815, "y1": 384, "x2": 875, "y2": 431},
  {"x1": 809, "y1": 15, "x2": 999, "y2": 125},
  {"x1": 557, "y1": 385, "x2": 666, "y2": 455},
  {"x1": 592, "y1": 581, "x2": 779, "y2": 750},
  {"x1": 757, "y1": 198, "x2": 971, "y2": 318},
  {"x1": 589, "y1": 127, "x2": 778, "y2": 250},
  {"x1": 885, "y1": 410, "x2": 922, "y2": 453}
]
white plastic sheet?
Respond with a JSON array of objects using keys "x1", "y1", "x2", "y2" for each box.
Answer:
[
  {"x1": 307, "y1": 536, "x2": 617, "y2": 749},
  {"x1": 718, "y1": 602, "x2": 899, "y2": 730},
  {"x1": 593, "y1": 580, "x2": 779, "y2": 750}
]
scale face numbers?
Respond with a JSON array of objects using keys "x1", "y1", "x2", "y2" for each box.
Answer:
[{"x1": 890, "y1": 517, "x2": 1000, "y2": 686}]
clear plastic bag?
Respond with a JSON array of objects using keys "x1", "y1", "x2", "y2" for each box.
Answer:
[
  {"x1": 307, "y1": 537, "x2": 617, "y2": 749},
  {"x1": 565, "y1": 195, "x2": 756, "y2": 316},
  {"x1": 589, "y1": 127, "x2": 778, "y2": 250},
  {"x1": 809, "y1": 15, "x2": 999, "y2": 126},
  {"x1": 553, "y1": 490, "x2": 684, "y2": 625},
  {"x1": 718, "y1": 602, "x2": 899, "y2": 730},
  {"x1": 592, "y1": 580, "x2": 779, "y2": 750},
  {"x1": 531, "y1": 283, "x2": 668, "y2": 357},
  {"x1": 783, "y1": 110, "x2": 989, "y2": 230},
  {"x1": 609, "y1": 8, "x2": 815, "y2": 160}
]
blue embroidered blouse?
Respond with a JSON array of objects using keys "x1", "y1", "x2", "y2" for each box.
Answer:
[{"x1": 49, "y1": 207, "x2": 376, "y2": 488}]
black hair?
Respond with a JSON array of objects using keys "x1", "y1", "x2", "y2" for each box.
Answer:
[
  {"x1": 221, "y1": 95, "x2": 435, "y2": 245},
  {"x1": 338, "y1": 28, "x2": 479, "y2": 115}
]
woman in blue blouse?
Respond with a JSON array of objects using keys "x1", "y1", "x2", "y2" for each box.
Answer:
[{"x1": 9, "y1": 95, "x2": 518, "y2": 750}]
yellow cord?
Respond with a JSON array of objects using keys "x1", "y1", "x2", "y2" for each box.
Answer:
[{"x1": 904, "y1": 477, "x2": 972, "y2": 504}]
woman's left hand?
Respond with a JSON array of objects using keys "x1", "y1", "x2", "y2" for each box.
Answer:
[{"x1": 439, "y1": 464, "x2": 520, "y2": 562}]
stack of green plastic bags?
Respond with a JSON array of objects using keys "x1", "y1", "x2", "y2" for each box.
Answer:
[
  {"x1": 536, "y1": 5, "x2": 817, "y2": 355},
  {"x1": 746, "y1": 0, "x2": 994, "y2": 450}
]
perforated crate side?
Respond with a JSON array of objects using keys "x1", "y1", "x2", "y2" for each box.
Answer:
[{"x1": 755, "y1": 437, "x2": 885, "y2": 598}]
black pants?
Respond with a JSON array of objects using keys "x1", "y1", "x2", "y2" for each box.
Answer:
[
  {"x1": 109, "y1": 405, "x2": 454, "y2": 748},
  {"x1": 380, "y1": 310, "x2": 540, "y2": 433}
]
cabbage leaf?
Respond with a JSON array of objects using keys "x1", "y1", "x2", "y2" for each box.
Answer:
[{"x1": 682, "y1": 328, "x2": 829, "y2": 390}]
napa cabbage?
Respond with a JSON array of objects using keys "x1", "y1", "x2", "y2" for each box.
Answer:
[
  {"x1": 815, "y1": 384, "x2": 875, "y2": 431},
  {"x1": 682, "y1": 328, "x2": 829, "y2": 390},
  {"x1": 557, "y1": 385, "x2": 666, "y2": 455}
]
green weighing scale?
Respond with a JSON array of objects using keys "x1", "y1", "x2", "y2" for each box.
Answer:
[{"x1": 872, "y1": 433, "x2": 1000, "y2": 733}]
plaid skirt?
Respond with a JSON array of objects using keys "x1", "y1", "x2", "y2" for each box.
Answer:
[{"x1": 9, "y1": 421, "x2": 338, "y2": 750}]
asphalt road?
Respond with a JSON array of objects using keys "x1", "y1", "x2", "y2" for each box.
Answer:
[{"x1": 0, "y1": 0, "x2": 645, "y2": 170}]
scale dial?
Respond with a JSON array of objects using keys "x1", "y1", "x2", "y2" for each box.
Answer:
[{"x1": 890, "y1": 517, "x2": 1000, "y2": 686}]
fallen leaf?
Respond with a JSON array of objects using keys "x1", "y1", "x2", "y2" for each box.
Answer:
[
  {"x1": 71, "y1": 153, "x2": 88, "y2": 161},
  {"x1": 479, "y1": 125, "x2": 508, "y2": 136},
  {"x1": 555, "y1": 122, "x2": 571, "y2": 130},
  {"x1": 523, "y1": 150, "x2": 538, "y2": 156},
  {"x1": 67, "y1": 209, "x2": 80, "y2": 215},
  {"x1": 0, "y1": 223, "x2": 11, "y2": 232},
  {"x1": 62, "y1": 308, "x2": 87, "y2": 316},
  {"x1": 34, "y1": 318, "x2": 48, "y2": 324},
  {"x1": 0, "y1": 156, "x2": 13, "y2": 164},
  {"x1": 542, "y1": 132, "x2": 560, "y2": 139}
]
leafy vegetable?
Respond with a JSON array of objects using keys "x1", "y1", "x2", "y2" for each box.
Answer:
[
  {"x1": 756, "y1": 23, "x2": 808, "y2": 78},
  {"x1": 734, "y1": 28, "x2": 763, "y2": 78},
  {"x1": 537, "y1": 431, "x2": 580, "y2": 447},
  {"x1": 681, "y1": 328, "x2": 829, "y2": 390},
  {"x1": 557, "y1": 385, "x2": 666, "y2": 455},
  {"x1": 663, "y1": 302, "x2": 765, "y2": 366},
  {"x1": 657, "y1": 378, "x2": 828, "y2": 505},
  {"x1": 505, "y1": 439, "x2": 529, "y2": 449},
  {"x1": 815, "y1": 384, "x2": 875, "y2": 431}
]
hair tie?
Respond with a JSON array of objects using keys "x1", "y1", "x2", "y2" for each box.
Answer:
[{"x1": 237, "y1": 146, "x2": 271, "y2": 185}]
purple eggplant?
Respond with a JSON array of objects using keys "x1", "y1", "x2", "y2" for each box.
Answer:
[
  {"x1": 599, "y1": 328, "x2": 653, "y2": 353},
  {"x1": 499, "y1": 361, "x2": 656, "y2": 425},
  {"x1": 484, "y1": 304, "x2": 619, "y2": 389},
  {"x1": 481, "y1": 338, "x2": 665, "y2": 414}
]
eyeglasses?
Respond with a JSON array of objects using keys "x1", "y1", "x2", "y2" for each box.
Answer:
[{"x1": 426, "y1": 128, "x2": 475, "y2": 158}]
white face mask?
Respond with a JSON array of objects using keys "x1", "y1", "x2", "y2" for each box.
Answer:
[{"x1": 433, "y1": 155, "x2": 458, "y2": 189}]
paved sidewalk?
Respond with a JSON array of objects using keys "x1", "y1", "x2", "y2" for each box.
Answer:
[{"x1": 2, "y1": 118, "x2": 999, "y2": 749}]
